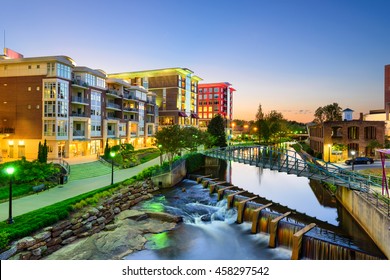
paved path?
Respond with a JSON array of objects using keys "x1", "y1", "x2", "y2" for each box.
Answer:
[{"x1": 0, "y1": 157, "x2": 161, "y2": 221}]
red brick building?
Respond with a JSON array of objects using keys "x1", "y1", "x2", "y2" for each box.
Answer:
[{"x1": 197, "y1": 82, "x2": 236, "y2": 133}]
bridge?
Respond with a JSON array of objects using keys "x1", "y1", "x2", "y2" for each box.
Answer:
[{"x1": 202, "y1": 145, "x2": 382, "y2": 191}]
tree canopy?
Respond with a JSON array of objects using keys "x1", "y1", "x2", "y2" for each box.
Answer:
[
  {"x1": 314, "y1": 103, "x2": 342, "y2": 123},
  {"x1": 207, "y1": 114, "x2": 227, "y2": 147}
]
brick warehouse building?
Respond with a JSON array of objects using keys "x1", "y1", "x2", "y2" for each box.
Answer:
[
  {"x1": 0, "y1": 49, "x2": 158, "y2": 160},
  {"x1": 309, "y1": 117, "x2": 385, "y2": 162}
]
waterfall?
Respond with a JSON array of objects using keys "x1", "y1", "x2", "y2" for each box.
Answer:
[
  {"x1": 300, "y1": 236, "x2": 383, "y2": 260},
  {"x1": 277, "y1": 222, "x2": 303, "y2": 249}
]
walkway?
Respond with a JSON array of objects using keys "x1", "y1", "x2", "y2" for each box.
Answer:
[{"x1": 0, "y1": 157, "x2": 161, "y2": 221}]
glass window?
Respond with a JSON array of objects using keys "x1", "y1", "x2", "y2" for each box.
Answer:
[
  {"x1": 56, "y1": 63, "x2": 71, "y2": 80},
  {"x1": 214, "y1": 88, "x2": 219, "y2": 92},
  {"x1": 44, "y1": 120, "x2": 56, "y2": 136},
  {"x1": 44, "y1": 82, "x2": 56, "y2": 99}
]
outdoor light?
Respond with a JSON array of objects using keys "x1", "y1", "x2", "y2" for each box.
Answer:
[
  {"x1": 158, "y1": 144, "x2": 163, "y2": 165},
  {"x1": 110, "y1": 151, "x2": 115, "y2": 185},
  {"x1": 6, "y1": 166, "x2": 15, "y2": 224},
  {"x1": 351, "y1": 150, "x2": 356, "y2": 171}
]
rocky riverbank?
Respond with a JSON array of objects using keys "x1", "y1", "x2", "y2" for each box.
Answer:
[{"x1": 4, "y1": 179, "x2": 182, "y2": 260}]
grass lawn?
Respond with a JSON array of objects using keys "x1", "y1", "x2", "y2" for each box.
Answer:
[
  {"x1": 69, "y1": 161, "x2": 119, "y2": 181},
  {"x1": 359, "y1": 167, "x2": 390, "y2": 177}
]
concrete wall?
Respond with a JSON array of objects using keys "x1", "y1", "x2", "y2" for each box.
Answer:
[
  {"x1": 336, "y1": 187, "x2": 390, "y2": 259},
  {"x1": 151, "y1": 160, "x2": 187, "y2": 188}
]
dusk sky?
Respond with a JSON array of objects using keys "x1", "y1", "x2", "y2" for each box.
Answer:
[{"x1": 1, "y1": 0, "x2": 390, "y2": 123}]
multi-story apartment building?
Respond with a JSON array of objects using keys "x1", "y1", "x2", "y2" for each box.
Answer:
[
  {"x1": 197, "y1": 82, "x2": 236, "y2": 133},
  {"x1": 309, "y1": 110, "x2": 385, "y2": 162},
  {"x1": 0, "y1": 50, "x2": 158, "y2": 160},
  {"x1": 108, "y1": 68, "x2": 202, "y2": 128}
]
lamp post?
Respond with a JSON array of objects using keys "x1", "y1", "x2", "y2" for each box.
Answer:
[
  {"x1": 158, "y1": 144, "x2": 163, "y2": 166},
  {"x1": 351, "y1": 150, "x2": 356, "y2": 171},
  {"x1": 6, "y1": 166, "x2": 15, "y2": 224},
  {"x1": 110, "y1": 151, "x2": 115, "y2": 185},
  {"x1": 328, "y1": 144, "x2": 331, "y2": 162}
]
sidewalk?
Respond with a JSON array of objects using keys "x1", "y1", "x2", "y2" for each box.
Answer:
[{"x1": 0, "y1": 157, "x2": 161, "y2": 222}]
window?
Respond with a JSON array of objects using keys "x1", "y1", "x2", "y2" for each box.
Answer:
[
  {"x1": 364, "y1": 126, "x2": 376, "y2": 140},
  {"x1": 96, "y1": 77, "x2": 106, "y2": 88},
  {"x1": 44, "y1": 101, "x2": 56, "y2": 117},
  {"x1": 214, "y1": 88, "x2": 219, "y2": 92},
  {"x1": 28, "y1": 65, "x2": 32, "y2": 69},
  {"x1": 44, "y1": 82, "x2": 56, "y2": 98},
  {"x1": 214, "y1": 94, "x2": 219, "y2": 99},
  {"x1": 57, "y1": 63, "x2": 71, "y2": 80},
  {"x1": 44, "y1": 120, "x2": 56, "y2": 136},
  {"x1": 57, "y1": 120, "x2": 67, "y2": 136},
  {"x1": 348, "y1": 126, "x2": 359, "y2": 140}
]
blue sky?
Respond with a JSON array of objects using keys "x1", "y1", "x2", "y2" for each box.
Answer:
[{"x1": 1, "y1": 0, "x2": 390, "y2": 122}]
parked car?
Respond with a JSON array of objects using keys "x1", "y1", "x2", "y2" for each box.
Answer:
[{"x1": 345, "y1": 157, "x2": 374, "y2": 165}]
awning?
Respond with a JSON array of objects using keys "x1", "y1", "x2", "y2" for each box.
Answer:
[
  {"x1": 191, "y1": 113, "x2": 199, "y2": 119},
  {"x1": 178, "y1": 112, "x2": 188, "y2": 117}
]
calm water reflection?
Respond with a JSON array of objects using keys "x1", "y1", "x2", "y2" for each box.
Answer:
[{"x1": 227, "y1": 161, "x2": 339, "y2": 225}]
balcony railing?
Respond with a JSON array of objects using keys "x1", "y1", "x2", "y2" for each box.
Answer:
[
  {"x1": 123, "y1": 93, "x2": 138, "y2": 100},
  {"x1": 107, "y1": 130, "x2": 115, "y2": 136},
  {"x1": 106, "y1": 103, "x2": 121, "y2": 110},
  {"x1": 73, "y1": 130, "x2": 85, "y2": 137},
  {"x1": 72, "y1": 80, "x2": 89, "y2": 87},
  {"x1": 71, "y1": 112, "x2": 87, "y2": 117},
  {"x1": 123, "y1": 107, "x2": 139, "y2": 112},
  {"x1": 71, "y1": 96, "x2": 90, "y2": 104},
  {"x1": 107, "y1": 89, "x2": 120, "y2": 97},
  {"x1": 0, "y1": 127, "x2": 15, "y2": 134}
]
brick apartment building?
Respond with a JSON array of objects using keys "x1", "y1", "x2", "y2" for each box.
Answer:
[
  {"x1": 197, "y1": 82, "x2": 236, "y2": 134},
  {"x1": 108, "y1": 68, "x2": 202, "y2": 128},
  {"x1": 0, "y1": 49, "x2": 158, "y2": 160}
]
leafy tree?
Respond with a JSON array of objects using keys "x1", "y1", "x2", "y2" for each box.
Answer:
[
  {"x1": 154, "y1": 125, "x2": 183, "y2": 162},
  {"x1": 332, "y1": 143, "x2": 347, "y2": 161},
  {"x1": 207, "y1": 114, "x2": 227, "y2": 147},
  {"x1": 314, "y1": 103, "x2": 342, "y2": 123},
  {"x1": 103, "y1": 140, "x2": 110, "y2": 159},
  {"x1": 181, "y1": 126, "x2": 206, "y2": 152},
  {"x1": 256, "y1": 108, "x2": 285, "y2": 144}
]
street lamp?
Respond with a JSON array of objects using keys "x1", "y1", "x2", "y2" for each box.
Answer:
[
  {"x1": 5, "y1": 166, "x2": 15, "y2": 224},
  {"x1": 328, "y1": 144, "x2": 331, "y2": 162},
  {"x1": 158, "y1": 144, "x2": 163, "y2": 166},
  {"x1": 110, "y1": 151, "x2": 115, "y2": 185},
  {"x1": 351, "y1": 150, "x2": 356, "y2": 171}
]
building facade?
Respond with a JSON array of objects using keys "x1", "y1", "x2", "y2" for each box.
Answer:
[
  {"x1": 0, "y1": 52, "x2": 158, "y2": 160},
  {"x1": 309, "y1": 119, "x2": 385, "y2": 162},
  {"x1": 197, "y1": 82, "x2": 236, "y2": 134},
  {"x1": 108, "y1": 68, "x2": 202, "y2": 128}
]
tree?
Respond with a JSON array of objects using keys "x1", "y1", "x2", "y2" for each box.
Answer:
[
  {"x1": 207, "y1": 114, "x2": 227, "y2": 147},
  {"x1": 181, "y1": 126, "x2": 206, "y2": 152},
  {"x1": 255, "y1": 107, "x2": 285, "y2": 144},
  {"x1": 314, "y1": 103, "x2": 342, "y2": 123},
  {"x1": 37, "y1": 139, "x2": 48, "y2": 163},
  {"x1": 104, "y1": 140, "x2": 111, "y2": 159},
  {"x1": 154, "y1": 125, "x2": 184, "y2": 163}
]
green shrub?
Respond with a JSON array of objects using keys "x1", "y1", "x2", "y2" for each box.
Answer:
[
  {"x1": 184, "y1": 153, "x2": 205, "y2": 173},
  {"x1": 0, "y1": 231, "x2": 9, "y2": 250}
]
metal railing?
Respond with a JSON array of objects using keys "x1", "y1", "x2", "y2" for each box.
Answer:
[{"x1": 202, "y1": 145, "x2": 390, "y2": 216}]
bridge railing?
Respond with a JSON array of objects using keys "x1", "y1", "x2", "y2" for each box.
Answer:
[{"x1": 203, "y1": 145, "x2": 390, "y2": 216}]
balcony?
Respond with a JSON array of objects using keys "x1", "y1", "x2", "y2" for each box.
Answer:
[
  {"x1": 72, "y1": 80, "x2": 89, "y2": 88},
  {"x1": 123, "y1": 107, "x2": 139, "y2": 113},
  {"x1": 71, "y1": 112, "x2": 87, "y2": 118},
  {"x1": 107, "y1": 130, "x2": 115, "y2": 137},
  {"x1": 106, "y1": 89, "x2": 121, "y2": 98},
  {"x1": 146, "y1": 110, "x2": 154, "y2": 115},
  {"x1": 123, "y1": 93, "x2": 138, "y2": 101},
  {"x1": 106, "y1": 103, "x2": 121, "y2": 111},
  {"x1": 73, "y1": 130, "x2": 86, "y2": 138},
  {"x1": 0, "y1": 127, "x2": 15, "y2": 134},
  {"x1": 71, "y1": 96, "x2": 89, "y2": 105}
]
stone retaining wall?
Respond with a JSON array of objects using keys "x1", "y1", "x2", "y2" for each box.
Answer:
[{"x1": 7, "y1": 179, "x2": 159, "y2": 260}]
